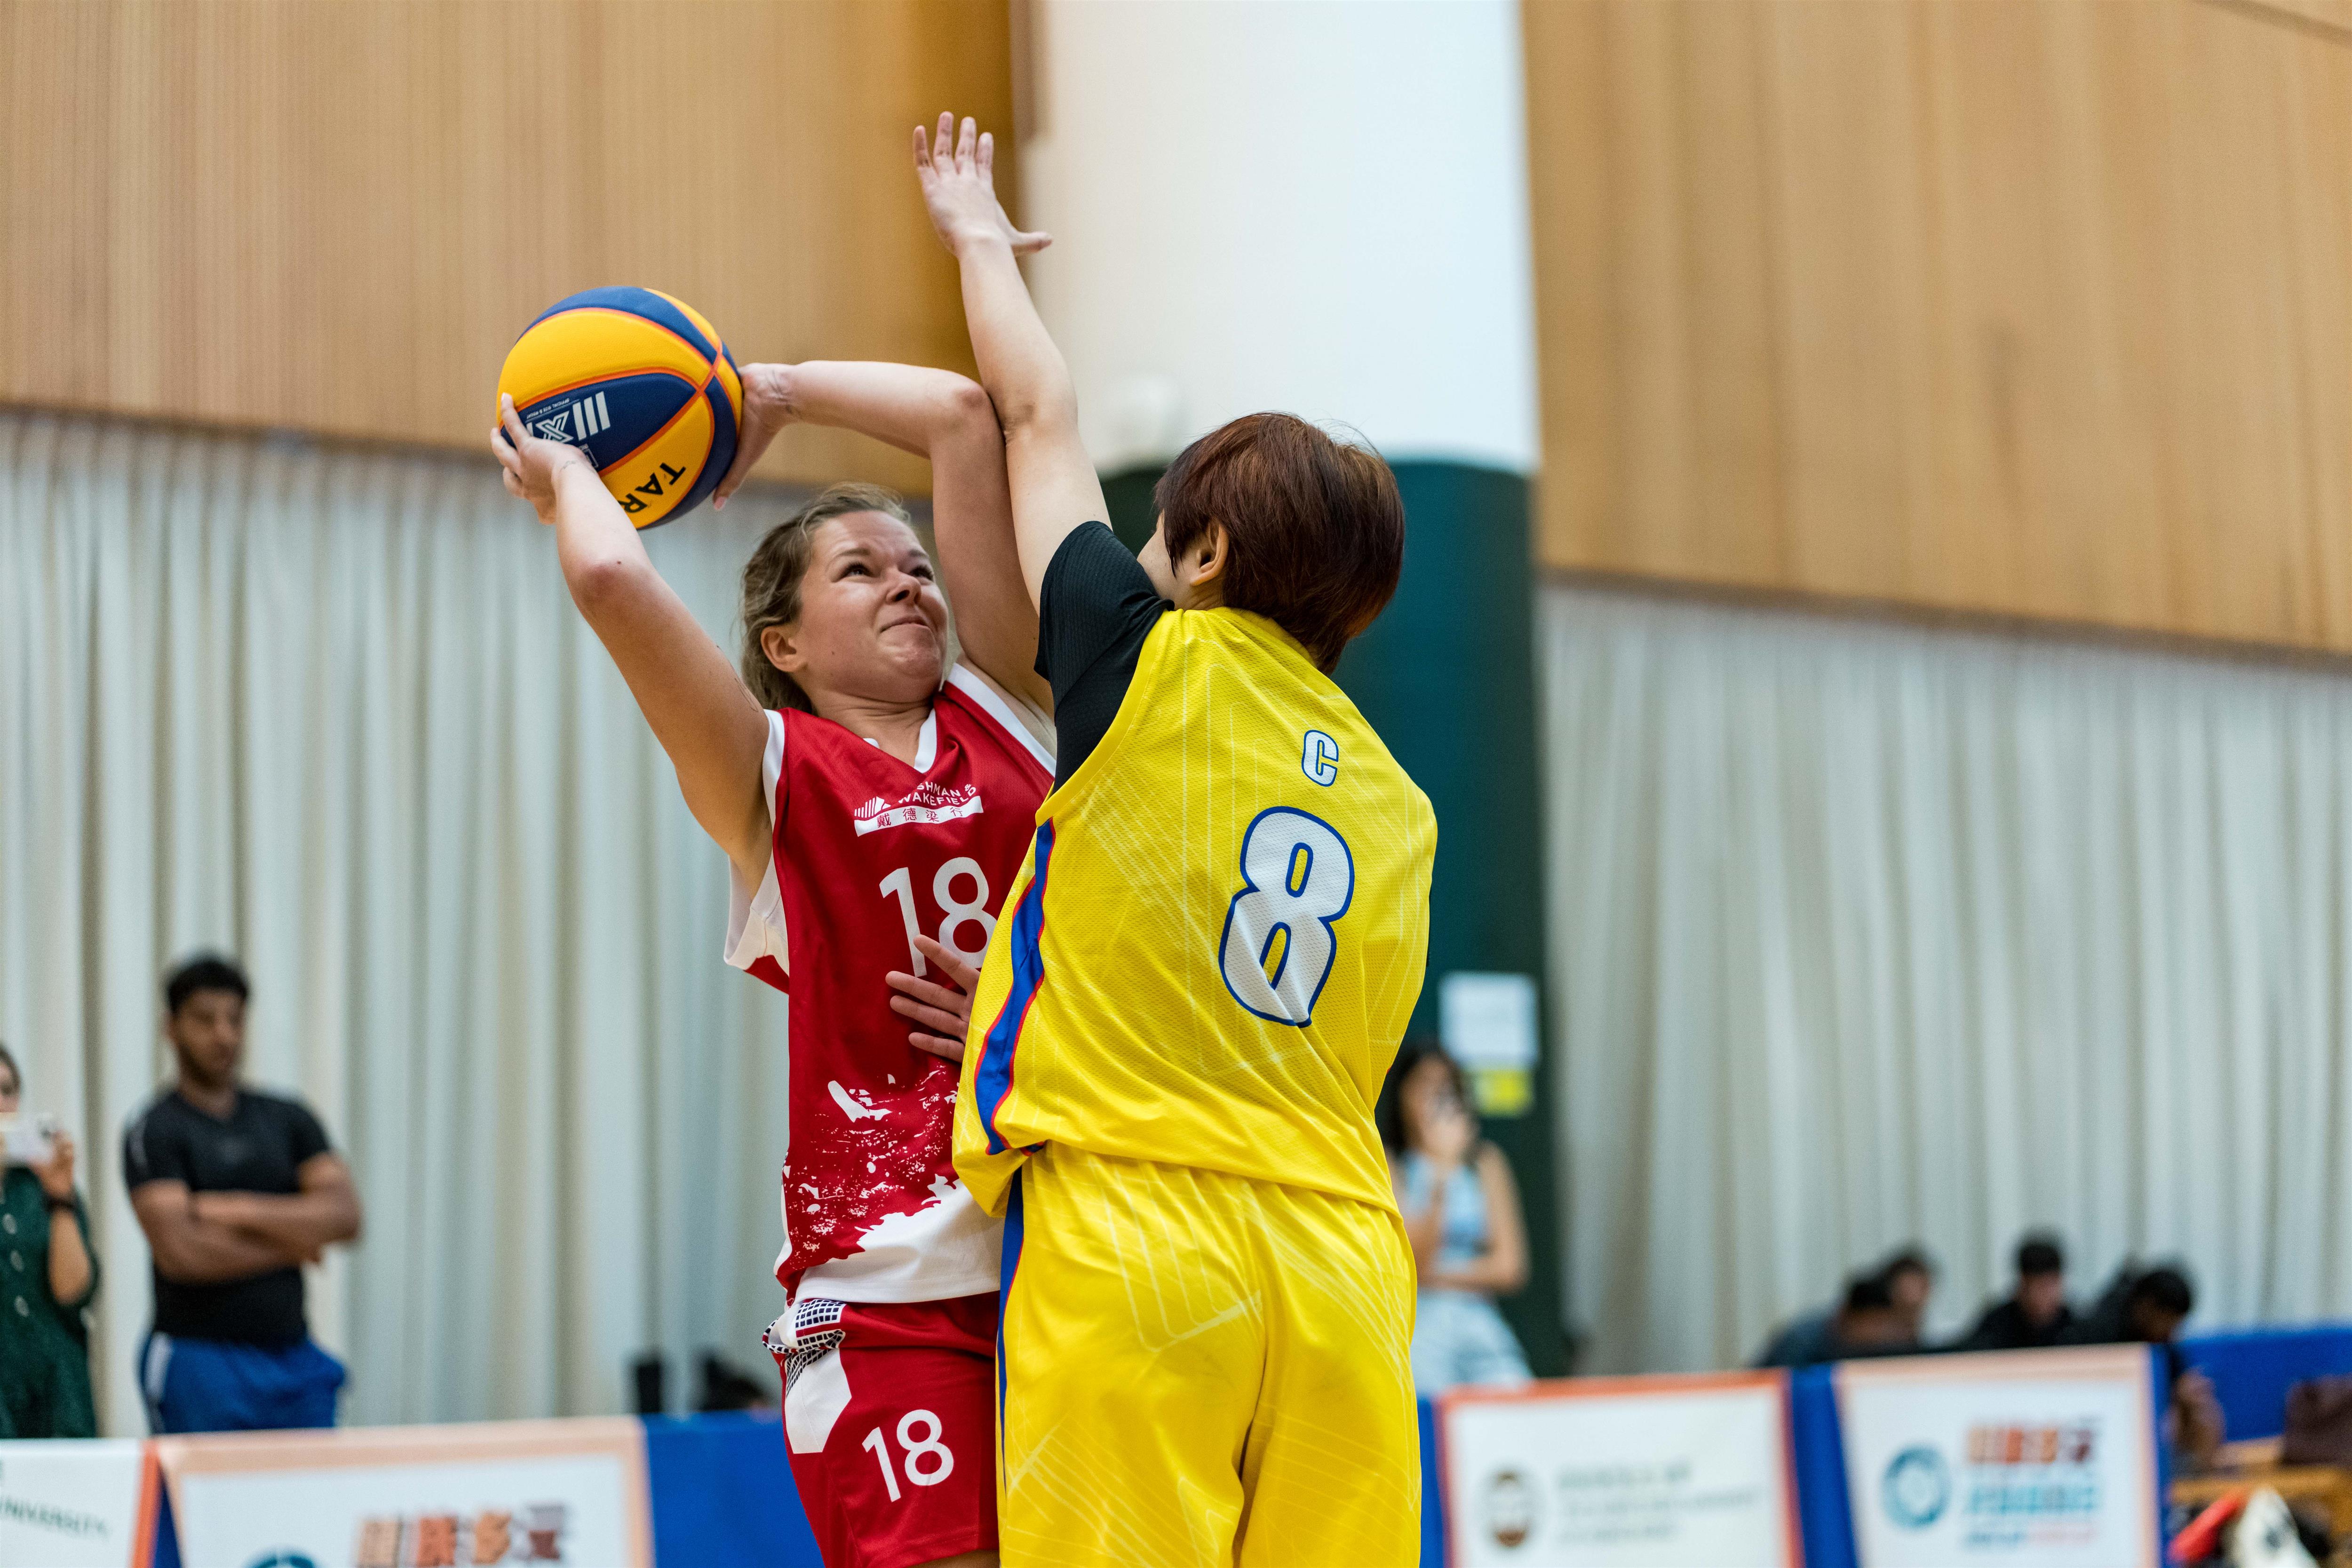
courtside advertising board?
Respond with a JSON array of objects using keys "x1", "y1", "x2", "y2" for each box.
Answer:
[
  {"x1": 1438, "y1": 1371, "x2": 1803, "y2": 1568},
  {"x1": 153, "y1": 1417, "x2": 652, "y2": 1568},
  {"x1": 1836, "y1": 1344, "x2": 2162, "y2": 1568},
  {"x1": 0, "y1": 1439, "x2": 155, "y2": 1567}
]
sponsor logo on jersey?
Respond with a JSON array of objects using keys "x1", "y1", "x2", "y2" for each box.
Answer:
[{"x1": 852, "y1": 781, "x2": 983, "y2": 836}]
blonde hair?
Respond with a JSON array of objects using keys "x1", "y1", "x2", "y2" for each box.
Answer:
[{"x1": 738, "y1": 482, "x2": 916, "y2": 712}]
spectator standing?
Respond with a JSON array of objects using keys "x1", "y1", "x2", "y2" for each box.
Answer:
[
  {"x1": 1383, "y1": 1039, "x2": 1532, "y2": 1395},
  {"x1": 1960, "y1": 1234, "x2": 2074, "y2": 1352},
  {"x1": 123, "y1": 956, "x2": 363, "y2": 1433},
  {"x1": 0, "y1": 1043, "x2": 99, "y2": 1437}
]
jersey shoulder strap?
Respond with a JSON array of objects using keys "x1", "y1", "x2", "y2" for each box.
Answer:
[{"x1": 941, "y1": 662, "x2": 1056, "y2": 781}]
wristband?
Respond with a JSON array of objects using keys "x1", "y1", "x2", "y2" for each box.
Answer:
[{"x1": 43, "y1": 1195, "x2": 74, "y2": 1212}]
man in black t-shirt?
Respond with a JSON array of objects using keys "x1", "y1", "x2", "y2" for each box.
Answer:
[
  {"x1": 1959, "y1": 1234, "x2": 2076, "y2": 1353},
  {"x1": 123, "y1": 955, "x2": 363, "y2": 1433}
]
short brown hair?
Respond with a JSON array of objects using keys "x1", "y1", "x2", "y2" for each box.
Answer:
[
  {"x1": 739, "y1": 482, "x2": 914, "y2": 711},
  {"x1": 1154, "y1": 414, "x2": 1405, "y2": 672}
]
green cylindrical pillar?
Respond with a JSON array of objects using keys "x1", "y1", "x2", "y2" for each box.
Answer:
[{"x1": 1104, "y1": 460, "x2": 1565, "y2": 1377}]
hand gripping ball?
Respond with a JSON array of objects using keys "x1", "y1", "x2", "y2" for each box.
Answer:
[{"x1": 497, "y1": 287, "x2": 744, "y2": 529}]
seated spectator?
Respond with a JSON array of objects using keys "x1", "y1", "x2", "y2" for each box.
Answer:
[
  {"x1": 1758, "y1": 1275, "x2": 1915, "y2": 1368},
  {"x1": 1960, "y1": 1234, "x2": 2074, "y2": 1352},
  {"x1": 2066, "y1": 1260, "x2": 2193, "y2": 1350},
  {"x1": 1383, "y1": 1039, "x2": 1532, "y2": 1395},
  {"x1": 0, "y1": 1043, "x2": 99, "y2": 1438},
  {"x1": 2063, "y1": 1261, "x2": 2222, "y2": 1471},
  {"x1": 1879, "y1": 1245, "x2": 1938, "y2": 1344},
  {"x1": 124, "y1": 955, "x2": 363, "y2": 1433}
]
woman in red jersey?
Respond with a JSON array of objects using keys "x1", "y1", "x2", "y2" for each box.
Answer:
[{"x1": 495, "y1": 350, "x2": 1054, "y2": 1568}]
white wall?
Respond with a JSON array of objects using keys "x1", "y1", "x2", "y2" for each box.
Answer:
[{"x1": 1023, "y1": 0, "x2": 1539, "y2": 472}]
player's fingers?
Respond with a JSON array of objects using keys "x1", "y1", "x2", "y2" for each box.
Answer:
[
  {"x1": 958, "y1": 115, "x2": 977, "y2": 169},
  {"x1": 978, "y1": 130, "x2": 994, "y2": 183},
  {"x1": 886, "y1": 969, "x2": 967, "y2": 1012},
  {"x1": 937, "y1": 112, "x2": 956, "y2": 167},
  {"x1": 501, "y1": 470, "x2": 526, "y2": 501},
  {"x1": 909, "y1": 934, "x2": 980, "y2": 993},
  {"x1": 913, "y1": 122, "x2": 930, "y2": 170},
  {"x1": 889, "y1": 994, "x2": 969, "y2": 1037},
  {"x1": 910, "y1": 1033, "x2": 966, "y2": 1063},
  {"x1": 713, "y1": 431, "x2": 761, "y2": 510}
]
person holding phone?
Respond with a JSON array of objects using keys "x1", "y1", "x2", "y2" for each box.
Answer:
[
  {"x1": 0, "y1": 1041, "x2": 100, "y2": 1438},
  {"x1": 1383, "y1": 1039, "x2": 1531, "y2": 1396}
]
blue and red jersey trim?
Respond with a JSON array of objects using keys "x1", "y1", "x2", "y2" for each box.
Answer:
[{"x1": 975, "y1": 820, "x2": 1054, "y2": 1154}]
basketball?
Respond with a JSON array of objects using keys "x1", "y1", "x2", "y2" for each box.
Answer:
[{"x1": 495, "y1": 286, "x2": 744, "y2": 529}]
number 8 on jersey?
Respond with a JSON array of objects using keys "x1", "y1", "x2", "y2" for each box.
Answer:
[{"x1": 1219, "y1": 808, "x2": 1355, "y2": 1027}]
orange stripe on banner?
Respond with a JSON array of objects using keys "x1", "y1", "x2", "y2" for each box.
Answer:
[
  {"x1": 129, "y1": 1445, "x2": 161, "y2": 1568},
  {"x1": 1440, "y1": 1368, "x2": 1789, "y2": 1407}
]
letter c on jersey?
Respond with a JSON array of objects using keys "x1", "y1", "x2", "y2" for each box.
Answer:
[{"x1": 1301, "y1": 730, "x2": 1340, "y2": 787}]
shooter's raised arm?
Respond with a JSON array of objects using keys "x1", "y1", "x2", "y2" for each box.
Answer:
[
  {"x1": 715, "y1": 358, "x2": 1050, "y2": 713},
  {"x1": 914, "y1": 112, "x2": 1106, "y2": 610}
]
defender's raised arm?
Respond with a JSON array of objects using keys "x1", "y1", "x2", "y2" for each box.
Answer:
[{"x1": 914, "y1": 112, "x2": 1106, "y2": 610}]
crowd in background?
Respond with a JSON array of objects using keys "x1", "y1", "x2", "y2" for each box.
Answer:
[
  {"x1": 1756, "y1": 1235, "x2": 2223, "y2": 1467},
  {"x1": 0, "y1": 981, "x2": 2256, "y2": 1441}
]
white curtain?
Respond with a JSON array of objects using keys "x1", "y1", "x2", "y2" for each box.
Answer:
[
  {"x1": 0, "y1": 409, "x2": 806, "y2": 1436},
  {"x1": 1543, "y1": 583, "x2": 2352, "y2": 1376}
]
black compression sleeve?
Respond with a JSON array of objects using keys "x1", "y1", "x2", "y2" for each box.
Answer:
[{"x1": 1034, "y1": 523, "x2": 1169, "y2": 785}]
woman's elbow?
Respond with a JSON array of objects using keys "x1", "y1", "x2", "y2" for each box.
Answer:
[
  {"x1": 566, "y1": 553, "x2": 650, "y2": 620},
  {"x1": 997, "y1": 385, "x2": 1081, "y2": 444},
  {"x1": 944, "y1": 375, "x2": 998, "y2": 431},
  {"x1": 58, "y1": 1266, "x2": 95, "y2": 1309}
]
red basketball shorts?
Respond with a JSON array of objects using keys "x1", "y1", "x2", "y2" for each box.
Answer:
[{"x1": 770, "y1": 1292, "x2": 999, "y2": 1568}]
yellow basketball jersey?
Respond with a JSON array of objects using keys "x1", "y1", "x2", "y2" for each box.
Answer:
[{"x1": 955, "y1": 607, "x2": 1437, "y2": 1217}]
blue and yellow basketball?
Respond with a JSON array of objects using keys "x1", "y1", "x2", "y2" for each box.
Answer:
[{"x1": 497, "y1": 287, "x2": 744, "y2": 529}]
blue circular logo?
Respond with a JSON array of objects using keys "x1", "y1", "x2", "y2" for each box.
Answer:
[
  {"x1": 243, "y1": 1553, "x2": 319, "y2": 1568},
  {"x1": 1882, "y1": 1445, "x2": 1950, "y2": 1530}
]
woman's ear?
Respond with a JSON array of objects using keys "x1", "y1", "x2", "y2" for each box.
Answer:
[
  {"x1": 760, "y1": 622, "x2": 804, "y2": 674},
  {"x1": 1188, "y1": 522, "x2": 1231, "y2": 588}
]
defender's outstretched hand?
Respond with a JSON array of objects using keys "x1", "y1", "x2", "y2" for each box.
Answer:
[
  {"x1": 914, "y1": 112, "x2": 1051, "y2": 258},
  {"x1": 886, "y1": 934, "x2": 985, "y2": 1063},
  {"x1": 492, "y1": 395, "x2": 595, "y2": 525}
]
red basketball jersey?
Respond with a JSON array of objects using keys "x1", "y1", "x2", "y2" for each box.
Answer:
[{"x1": 727, "y1": 663, "x2": 1054, "y2": 1303}]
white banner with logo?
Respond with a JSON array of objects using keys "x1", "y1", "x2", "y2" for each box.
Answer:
[
  {"x1": 154, "y1": 1418, "x2": 651, "y2": 1568},
  {"x1": 1837, "y1": 1345, "x2": 2161, "y2": 1568},
  {"x1": 1438, "y1": 1372, "x2": 1802, "y2": 1568},
  {"x1": 0, "y1": 1439, "x2": 155, "y2": 1567}
]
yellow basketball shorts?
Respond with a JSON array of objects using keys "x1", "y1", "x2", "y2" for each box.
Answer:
[{"x1": 993, "y1": 1143, "x2": 1421, "y2": 1568}]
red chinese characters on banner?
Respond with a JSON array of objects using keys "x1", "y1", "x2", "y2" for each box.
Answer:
[
  {"x1": 1966, "y1": 1423, "x2": 2099, "y2": 1467},
  {"x1": 350, "y1": 1504, "x2": 564, "y2": 1565}
]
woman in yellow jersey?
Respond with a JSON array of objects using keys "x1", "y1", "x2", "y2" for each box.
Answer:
[{"x1": 913, "y1": 116, "x2": 1438, "y2": 1568}]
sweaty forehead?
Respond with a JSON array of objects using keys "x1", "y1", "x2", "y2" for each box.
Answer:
[{"x1": 819, "y1": 511, "x2": 927, "y2": 558}]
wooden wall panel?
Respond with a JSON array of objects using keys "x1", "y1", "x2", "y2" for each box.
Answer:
[
  {"x1": 0, "y1": 0, "x2": 1015, "y2": 491},
  {"x1": 1526, "y1": 0, "x2": 2352, "y2": 651}
]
